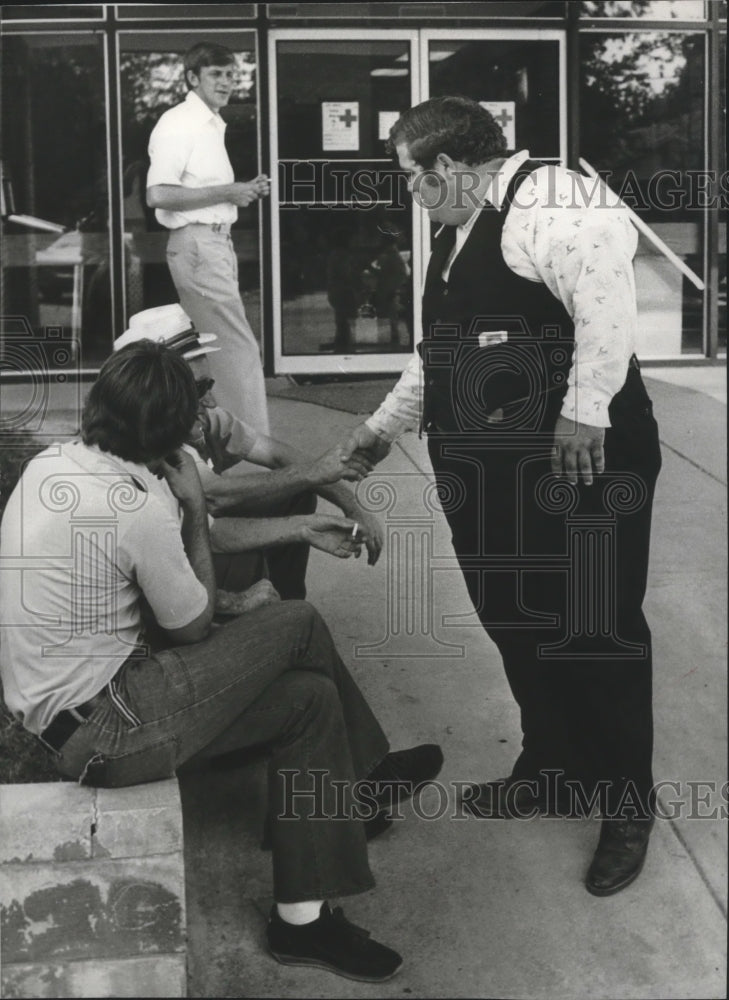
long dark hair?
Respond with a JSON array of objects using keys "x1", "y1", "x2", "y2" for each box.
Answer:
[{"x1": 82, "y1": 341, "x2": 198, "y2": 464}]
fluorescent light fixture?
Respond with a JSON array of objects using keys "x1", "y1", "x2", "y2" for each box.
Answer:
[
  {"x1": 370, "y1": 68, "x2": 409, "y2": 77},
  {"x1": 429, "y1": 50, "x2": 455, "y2": 62}
]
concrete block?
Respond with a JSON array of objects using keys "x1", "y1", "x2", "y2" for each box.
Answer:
[
  {"x1": 1, "y1": 855, "x2": 185, "y2": 963},
  {"x1": 1, "y1": 955, "x2": 186, "y2": 998},
  {"x1": 93, "y1": 780, "x2": 183, "y2": 859},
  {"x1": 0, "y1": 784, "x2": 94, "y2": 864},
  {"x1": 1, "y1": 780, "x2": 187, "y2": 998}
]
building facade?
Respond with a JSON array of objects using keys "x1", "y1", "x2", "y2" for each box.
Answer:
[{"x1": 1, "y1": 1, "x2": 725, "y2": 381}]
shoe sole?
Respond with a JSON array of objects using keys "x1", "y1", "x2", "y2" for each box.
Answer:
[
  {"x1": 268, "y1": 948, "x2": 403, "y2": 982},
  {"x1": 584, "y1": 855, "x2": 647, "y2": 897}
]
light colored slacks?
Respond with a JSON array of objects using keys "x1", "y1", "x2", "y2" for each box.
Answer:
[{"x1": 166, "y1": 224, "x2": 269, "y2": 434}]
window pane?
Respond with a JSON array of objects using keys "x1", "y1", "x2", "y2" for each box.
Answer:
[
  {"x1": 719, "y1": 33, "x2": 726, "y2": 352},
  {"x1": 281, "y1": 205, "x2": 413, "y2": 356},
  {"x1": 267, "y1": 2, "x2": 565, "y2": 16},
  {"x1": 119, "y1": 32, "x2": 261, "y2": 345},
  {"x1": 580, "y1": 31, "x2": 706, "y2": 355},
  {"x1": 1, "y1": 5, "x2": 104, "y2": 19},
  {"x1": 117, "y1": 4, "x2": 256, "y2": 19},
  {"x1": 1, "y1": 34, "x2": 110, "y2": 371},
  {"x1": 276, "y1": 40, "x2": 411, "y2": 160},
  {"x1": 275, "y1": 39, "x2": 415, "y2": 358},
  {"x1": 580, "y1": 1, "x2": 705, "y2": 18},
  {"x1": 428, "y1": 39, "x2": 562, "y2": 160}
]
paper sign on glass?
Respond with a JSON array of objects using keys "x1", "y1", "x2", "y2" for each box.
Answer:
[
  {"x1": 479, "y1": 101, "x2": 516, "y2": 150},
  {"x1": 322, "y1": 101, "x2": 360, "y2": 152},
  {"x1": 378, "y1": 111, "x2": 400, "y2": 141}
]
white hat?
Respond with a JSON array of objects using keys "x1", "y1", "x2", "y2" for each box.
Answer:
[{"x1": 114, "y1": 304, "x2": 220, "y2": 360}]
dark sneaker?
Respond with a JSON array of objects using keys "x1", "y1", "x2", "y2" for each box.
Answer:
[
  {"x1": 366, "y1": 744, "x2": 444, "y2": 808},
  {"x1": 267, "y1": 902, "x2": 403, "y2": 982}
]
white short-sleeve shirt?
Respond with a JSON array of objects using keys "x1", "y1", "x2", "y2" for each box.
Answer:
[
  {"x1": 147, "y1": 90, "x2": 237, "y2": 229},
  {"x1": 0, "y1": 441, "x2": 208, "y2": 735}
]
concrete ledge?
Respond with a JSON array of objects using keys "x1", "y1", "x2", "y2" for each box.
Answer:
[{"x1": 0, "y1": 779, "x2": 186, "y2": 998}]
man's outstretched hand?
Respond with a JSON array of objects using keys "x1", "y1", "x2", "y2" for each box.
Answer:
[
  {"x1": 551, "y1": 415, "x2": 605, "y2": 486},
  {"x1": 341, "y1": 423, "x2": 392, "y2": 467},
  {"x1": 308, "y1": 442, "x2": 374, "y2": 485}
]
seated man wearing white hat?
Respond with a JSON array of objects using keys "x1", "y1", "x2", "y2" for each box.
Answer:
[
  {"x1": 115, "y1": 304, "x2": 383, "y2": 604},
  {"x1": 0, "y1": 339, "x2": 443, "y2": 982}
]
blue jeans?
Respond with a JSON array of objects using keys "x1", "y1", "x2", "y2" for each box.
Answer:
[{"x1": 54, "y1": 601, "x2": 389, "y2": 902}]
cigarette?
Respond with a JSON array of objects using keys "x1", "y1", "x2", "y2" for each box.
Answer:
[{"x1": 351, "y1": 522, "x2": 359, "y2": 539}]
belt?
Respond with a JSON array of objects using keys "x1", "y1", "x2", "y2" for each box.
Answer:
[
  {"x1": 184, "y1": 221, "x2": 231, "y2": 234},
  {"x1": 39, "y1": 687, "x2": 108, "y2": 754}
]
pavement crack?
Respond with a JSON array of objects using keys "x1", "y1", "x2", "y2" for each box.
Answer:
[{"x1": 658, "y1": 438, "x2": 726, "y2": 487}]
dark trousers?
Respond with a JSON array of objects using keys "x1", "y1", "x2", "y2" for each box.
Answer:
[
  {"x1": 212, "y1": 492, "x2": 317, "y2": 600},
  {"x1": 54, "y1": 601, "x2": 389, "y2": 902},
  {"x1": 428, "y1": 367, "x2": 662, "y2": 814}
]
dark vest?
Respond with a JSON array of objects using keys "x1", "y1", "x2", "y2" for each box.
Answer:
[{"x1": 419, "y1": 160, "x2": 575, "y2": 435}]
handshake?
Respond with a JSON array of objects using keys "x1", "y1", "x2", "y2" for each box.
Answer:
[
  {"x1": 310, "y1": 425, "x2": 390, "y2": 487},
  {"x1": 334, "y1": 423, "x2": 393, "y2": 479}
]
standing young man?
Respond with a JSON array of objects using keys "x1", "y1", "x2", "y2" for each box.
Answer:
[
  {"x1": 343, "y1": 97, "x2": 662, "y2": 897},
  {"x1": 147, "y1": 42, "x2": 270, "y2": 432}
]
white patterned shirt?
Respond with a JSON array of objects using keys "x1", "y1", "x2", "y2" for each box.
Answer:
[
  {"x1": 366, "y1": 150, "x2": 638, "y2": 437},
  {"x1": 147, "y1": 90, "x2": 236, "y2": 229}
]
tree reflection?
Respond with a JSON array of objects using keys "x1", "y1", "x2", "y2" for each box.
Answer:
[{"x1": 580, "y1": 31, "x2": 703, "y2": 184}]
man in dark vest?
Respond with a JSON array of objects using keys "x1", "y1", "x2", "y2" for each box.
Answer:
[{"x1": 342, "y1": 97, "x2": 662, "y2": 897}]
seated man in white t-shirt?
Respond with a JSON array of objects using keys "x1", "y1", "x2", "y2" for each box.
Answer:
[
  {"x1": 0, "y1": 340, "x2": 443, "y2": 983},
  {"x1": 113, "y1": 304, "x2": 383, "y2": 603}
]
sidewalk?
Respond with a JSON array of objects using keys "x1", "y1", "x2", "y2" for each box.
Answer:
[
  {"x1": 2, "y1": 367, "x2": 726, "y2": 998},
  {"x1": 179, "y1": 368, "x2": 727, "y2": 999}
]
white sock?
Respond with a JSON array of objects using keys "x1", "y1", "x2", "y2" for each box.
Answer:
[{"x1": 276, "y1": 900, "x2": 324, "y2": 925}]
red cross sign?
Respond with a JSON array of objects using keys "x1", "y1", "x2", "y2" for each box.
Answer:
[{"x1": 479, "y1": 101, "x2": 516, "y2": 150}]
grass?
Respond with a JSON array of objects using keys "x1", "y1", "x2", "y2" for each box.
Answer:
[{"x1": 1, "y1": 432, "x2": 67, "y2": 783}]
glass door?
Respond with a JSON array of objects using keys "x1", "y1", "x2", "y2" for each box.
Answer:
[
  {"x1": 269, "y1": 29, "x2": 420, "y2": 375},
  {"x1": 269, "y1": 27, "x2": 566, "y2": 376}
]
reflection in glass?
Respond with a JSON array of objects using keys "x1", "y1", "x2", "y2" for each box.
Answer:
[
  {"x1": 1, "y1": 5, "x2": 104, "y2": 19},
  {"x1": 580, "y1": 31, "x2": 705, "y2": 354},
  {"x1": 580, "y1": 1, "x2": 705, "y2": 18},
  {"x1": 280, "y1": 206, "x2": 413, "y2": 356},
  {"x1": 275, "y1": 39, "x2": 414, "y2": 358},
  {"x1": 1, "y1": 34, "x2": 110, "y2": 368},
  {"x1": 634, "y1": 228, "x2": 703, "y2": 356},
  {"x1": 428, "y1": 40, "x2": 561, "y2": 159},
  {"x1": 276, "y1": 40, "x2": 412, "y2": 161},
  {"x1": 119, "y1": 35, "x2": 261, "y2": 341},
  {"x1": 719, "y1": 34, "x2": 726, "y2": 351}
]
